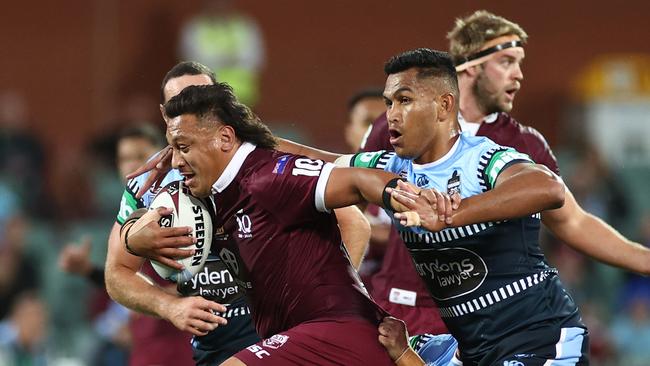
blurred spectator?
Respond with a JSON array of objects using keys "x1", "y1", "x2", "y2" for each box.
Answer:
[
  {"x1": 0, "y1": 291, "x2": 49, "y2": 366},
  {"x1": 0, "y1": 214, "x2": 38, "y2": 321},
  {"x1": 0, "y1": 90, "x2": 47, "y2": 216},
  {"x1": 179, "y1": 0, "x2": 265, "y2": 106},
  {"x1": 344, "y1": 88, "x2": 385, "y2": 152},
  {"x1": 611, "y1": 294, "x2": 650, "y2": 365}
]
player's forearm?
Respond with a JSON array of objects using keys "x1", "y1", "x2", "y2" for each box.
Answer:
[
  {"x1": 106, "y1": 263, "x2": 178, "y2": 318},
  {"x1": 334, "y1": 206, "x2": 371, "y2": 269},
  {"x1": 544, "y1": 191, "x2": 650, "y2": 275},
  {"x1": 326, "y1": 167, "x2": 398, "y2": 209},
  {"x1": 453, "y1": 167, "x2": 564, "y2": 227},
  {"x1": 276, "y1": 137, "x2": 342, "y2": 162},
  {"x1": 394, "y1": 347, "x2": 426, "y2": 366},
  {"x1": 105, "y1": 223, "x2": 176, "y2": 318}
]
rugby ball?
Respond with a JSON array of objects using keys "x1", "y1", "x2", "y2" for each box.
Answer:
[{"x1": 149, "y1": 180, "x2": 212, "y2": 284}]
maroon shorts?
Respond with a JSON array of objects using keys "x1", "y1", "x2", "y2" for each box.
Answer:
[{"x1": 232, "y1": 317, "x2": 395, "y2": 365}]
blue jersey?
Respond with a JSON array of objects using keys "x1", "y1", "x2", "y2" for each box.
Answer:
[
  {"x1": 348, "y1": 133, "x2": 585, "y2": 362},
  {"x1": 117, "y1": 169, "x2": 259, "y2": 364}
]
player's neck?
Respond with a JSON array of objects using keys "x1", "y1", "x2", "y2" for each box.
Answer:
[
  {"x1": 415, "y1": 125, "x2": 461, "y2": 165},
  {"x1": 458, "y1": 75, "x2": 487, "y2": 123}
]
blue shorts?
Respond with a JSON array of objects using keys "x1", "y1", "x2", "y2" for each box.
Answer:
[{"x1": 412, "y1": 326, "x2": 589, "y2": 366}]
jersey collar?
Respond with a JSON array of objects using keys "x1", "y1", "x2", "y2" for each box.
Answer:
[
  {"x1": 211, "y1": 142, "x2": 257, "y2": 193},
  {"x1": 412, "y1": 134, "x2": 462, "y2": 169}
]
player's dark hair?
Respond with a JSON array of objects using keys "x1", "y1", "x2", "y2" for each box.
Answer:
[
  {"x1": 165, "y1": 84, "x2": 277, "y2": 149},
  {"x1": 160, "y1": 61, "x2": 217, "y2": 102},
  {"x1": 118, "y1": 124, "x2": 166, "y2": 148},
  {"x1": 384, "y1": 48, "x2": 459, "y2": 96},
  {"x1": 347, "y1": 88, "x2": 384, "y2": 111}
]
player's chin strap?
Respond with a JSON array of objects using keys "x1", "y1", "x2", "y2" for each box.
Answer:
[{"x1": 455, "y1": 40, "x2": 523, "y2": 72}]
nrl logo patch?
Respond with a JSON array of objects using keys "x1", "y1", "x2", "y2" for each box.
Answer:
[{"x1": 447, "y1": 170, "x2": 461, "y2": 195}]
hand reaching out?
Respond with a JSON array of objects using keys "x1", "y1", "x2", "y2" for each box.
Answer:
[
  {"x1": 387, "y1": 180, "x2": 461, "y2": 232},
  {"x1": 126, "y1": 145, "x2": 173, "y2": 199}
]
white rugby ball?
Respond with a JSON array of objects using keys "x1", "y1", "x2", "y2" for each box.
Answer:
[{"x1": 149, "y1": 180, "x2": 212, "y2": 284}]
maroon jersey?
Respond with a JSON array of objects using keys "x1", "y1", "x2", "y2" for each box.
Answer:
[
  {"x1": 210, "y1": 142, "x2": 385, "y2": 339},
  {"x1": 362, "y1": 114, "x2": 448, "y2": 335},
  {"x1": 476, "y1": 112, "x2": 560, "y2": 174}
]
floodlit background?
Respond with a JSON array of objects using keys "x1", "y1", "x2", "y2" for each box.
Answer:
[{"x1": 1, "y1": 1, "x2": 650, "y2": 365}]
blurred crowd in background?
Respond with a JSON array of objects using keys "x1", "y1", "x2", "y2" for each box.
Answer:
[{"x1": 2, "y1": 1, "x2": 650, "y2": 365}]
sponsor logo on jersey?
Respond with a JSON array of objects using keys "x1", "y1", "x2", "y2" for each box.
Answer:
[
  {"x1": 416, "y1": 174, "x2": 430, "y2": 187},
  {"x1": 246, "y1": 344, "x2": 270, "y2": 359},
  {"x1": 263, "y1": 334, "x2": 290, "y2": 350},
  {"x1": 447, "y1": 170, "x2": 461, "y2": 195},
  {"x1": 272, "y1": 155, "x2": 290, "y2": 174},
  {"x1": 214, "y1": 225, "x2": 229, "y2": 240},
  {"x1": 413, "y1": 247, "x2": 487, "y2": 300}
]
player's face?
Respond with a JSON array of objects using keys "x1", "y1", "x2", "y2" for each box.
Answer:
[
  {"x1": 345, "y1": 98, "x2": 386, "y2": 151},
  {"x1": 167, "y1": 114, "x2": 223, "y2": 197},
  {"x1": 117, "y1": 137, "x2": 159, "y2": 181},
  {"x1": 473, "y1": 40, "x2": 524, "y2": 114},
  {"x1": 384, "y1": 68, "x2": 440, "y2": 162}
]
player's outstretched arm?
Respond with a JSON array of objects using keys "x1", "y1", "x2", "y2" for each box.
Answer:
[
  {"x1": 105, "y1": 222, "x2": 228, "y2": 336},
  {"x1": 451, "y1": 163, "x2": 564, "y2": 227},
  {"x1": 334, "y1": 206, "x2": 371, "y2": 270},
  {"x1": 378, "y1": 317, "x2": 426, "y2": 366},
  {"x1": 543, "y1": 188, "x2": 650, "y2": 275},
  {"x1": 276, "y1": 137, "x2": 342, "y2": 162}
]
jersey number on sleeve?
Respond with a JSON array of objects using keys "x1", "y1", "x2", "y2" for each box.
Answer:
[{"x1": 292, "y1": 158, "x2": 323, "y2": 177}]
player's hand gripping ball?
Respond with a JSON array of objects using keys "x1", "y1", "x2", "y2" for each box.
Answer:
[{"x1": 149, "y1": 180, "x2": 212, "y2": 283}]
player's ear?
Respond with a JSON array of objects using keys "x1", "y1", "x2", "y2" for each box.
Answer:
[
  {"x1": 437, "y1": 93, "x2": 455, "y2": 121},
  {"x1": 159, "y1": 104, "x2": 169, "y2": 124},
  {"x1": 464, "y1": 64, "x2": 480, "y2": 77},
  {"x1": 217, "y1": 125, "x2": 237, "y2": 152}
]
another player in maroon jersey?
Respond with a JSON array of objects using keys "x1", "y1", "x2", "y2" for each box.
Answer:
[{"x1": 123, "y1": 83, "x2": 414, "y2": 365}]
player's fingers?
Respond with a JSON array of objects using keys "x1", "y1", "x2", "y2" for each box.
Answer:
[
  {"x1": 185, "y1": 319, "x2": 211, "y2": 336},
  {"x1": 451, "y1": 192, "x2": 462, "y2": 210},
  {"x1": 203, "y1": 300, "x2": 228, "y2": 314},
  {"x1": 125, "y1": 158, "x2": 159, "y2": 180},
  {"x1": 397, "y1": 180, "x2": 421, "y2": 195},
  {"x1": 395, "y1": 211, "x2": 421, "y2": 227},
  {"x1": 391, "y1": 191, "x2": 417, "y2": 211},
  {"x1": 431, "y1": 190, "x2": 446, "y2": 221},
  {"x1": 443, "y1": 194, "x2": 453, "y2": 224},
  {"x1": 393, "y1": 189, "x2": 420, "y2": 200},
  {"x1": 193, "y1": 309, "x2": 228, "y2": 326},
  {"x1": 160, "y1": 225, "x2": 193, "y2": 238},
  {"x1": 155, "y1": 146, "x2": 173, "y2": 170},
  {"x1": 420, "y1": 189, "x2": 438, "y2": 210},
  {"x1": 157, "y1": 247, "x2": 194, "y2": 259},
  {"x1": 136, "y1": 172, "x2": 162, "y2": 199}
]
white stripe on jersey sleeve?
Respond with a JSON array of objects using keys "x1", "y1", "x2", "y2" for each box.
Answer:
[{"x1": 314, "y1": 162, "x2": 336, "y2": 213}]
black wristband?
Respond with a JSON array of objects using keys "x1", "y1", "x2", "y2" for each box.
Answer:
[
  {"x1": 382, "y1": 178, "x2": 406, "y2": 211},
  {"x1": 120, "y1": 219, "x2": 138, "y2": 255}
]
